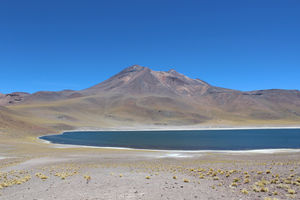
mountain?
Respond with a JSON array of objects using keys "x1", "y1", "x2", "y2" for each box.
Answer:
[
  {"x1": 82, "y1": 65, "x2": 212, "y2": 96},
  {"x1": 1, "y1": 65, "x2": 300, "y2": 135},
  {"x1": 0, "y1": 92, "x2": 30, "y2": 106}
]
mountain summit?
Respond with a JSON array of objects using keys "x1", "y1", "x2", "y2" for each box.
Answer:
[
  {"x1": 82, "y1": 65, "x2": 211, "y2": 96},
  {"x1": 1, "y1": 65, "x2": 300, "y2": 128}
]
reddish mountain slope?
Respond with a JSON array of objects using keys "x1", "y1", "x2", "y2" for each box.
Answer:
[{"x1": 1, "y1": 65, "x2": 300, "y2": 127}]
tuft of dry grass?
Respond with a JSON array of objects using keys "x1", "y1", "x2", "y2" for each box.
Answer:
[
  {"x1": 84, "y1": 175, "x2": 91, "y2": 183},
  {"x1": 241, "y1": 188, "x2": 249, "y2": 194},
  {"x1": 35, "y1": 173, "x2": 48, "y2": 180},
  {"x1": 287, "y1": 189, "x2": 296, "y2": 194},
  {"x1": 183, "y1": 179, "x2": 189, "y2": 183}
]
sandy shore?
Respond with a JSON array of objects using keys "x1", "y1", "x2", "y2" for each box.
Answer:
[
  {"x1": 39, "y1": 137, "x2": 300, "y2": 155},
  {"x1": 1, "y1": 127, "x2": 300, "y2": 199},
  {"x1": 53, "y1": 126, "x2": 300, "y2": 133}
]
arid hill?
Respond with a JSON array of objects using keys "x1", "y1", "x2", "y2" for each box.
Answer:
[{"x1": 1, "y1": 65, "x2": 300, "y2": 134}]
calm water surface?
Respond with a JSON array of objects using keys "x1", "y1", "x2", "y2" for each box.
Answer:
[{"x1": 40, "y1": 129, "x2": 300, "y2": 150}]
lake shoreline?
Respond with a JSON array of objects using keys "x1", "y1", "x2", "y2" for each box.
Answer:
[
  {"x1": 37, "y1": 137, "x2": 300, "y2": 155},
  {"x1": 57, "y1": 125, "x2": 300, "y2": 133},
  {"x1": 37, "y1": 126, "x2": 300, "y2": 153}
]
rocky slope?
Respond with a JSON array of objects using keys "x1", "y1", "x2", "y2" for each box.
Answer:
[{"x1": 1, "y1": 65, "x2": 300, "y2": 131}]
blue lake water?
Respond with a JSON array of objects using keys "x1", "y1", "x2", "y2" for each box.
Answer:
[{"x1": 39, "y1": 129, "x2": 300, "y2": 151}]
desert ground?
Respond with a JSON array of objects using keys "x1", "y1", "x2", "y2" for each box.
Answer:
[{"x1": 1, "y1": 127, "x2": 300, "y2": 200}]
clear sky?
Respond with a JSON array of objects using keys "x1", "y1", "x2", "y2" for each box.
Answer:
[{"x1": 1, "y1": 0, "x2": 299, "y2": 93}]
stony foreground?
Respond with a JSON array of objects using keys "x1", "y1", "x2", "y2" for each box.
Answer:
[{"x1": 0, "y1": 150, "x2": 300, "y2": 200}]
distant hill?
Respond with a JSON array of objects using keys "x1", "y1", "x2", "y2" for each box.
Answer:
[{"x1": 1, "y1": 65, "x2": 300, "y2": 134}]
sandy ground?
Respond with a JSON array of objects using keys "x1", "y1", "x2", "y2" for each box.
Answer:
[{"x1": 1, "y1": 143, "x2": 300, "y2": 200}]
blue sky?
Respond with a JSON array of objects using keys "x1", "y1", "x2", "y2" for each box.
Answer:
[{"x1": 1, "y1": 0, "x2": 299, "y2": 93}]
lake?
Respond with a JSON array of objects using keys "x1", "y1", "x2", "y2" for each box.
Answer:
[{"x1": 39, "y1": 128, "x2": 300, "y2": 151}]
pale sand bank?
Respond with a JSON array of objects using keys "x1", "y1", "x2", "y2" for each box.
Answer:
[
  {"x1": 57, "y1": 126, "x2": 300, "y2": 132},
  {"x1": 38, "y1": 137, "x2": 300, "y2": 155}
]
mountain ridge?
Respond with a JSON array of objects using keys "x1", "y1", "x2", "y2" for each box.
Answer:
[
  {"x1": 4, "y1": 64, "x2": 298, "y2": 106},
  {"x1": 1, "y1": 65, "x2": 300, "y2": 132}
]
